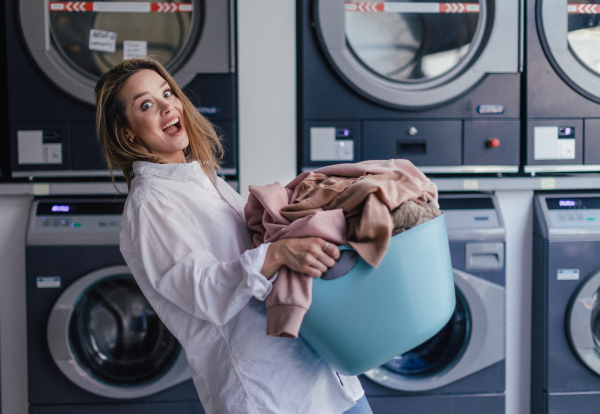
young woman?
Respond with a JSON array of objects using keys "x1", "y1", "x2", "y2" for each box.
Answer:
[{"x1": 95, "y1": 58, "x2": 373, "y2": 414}]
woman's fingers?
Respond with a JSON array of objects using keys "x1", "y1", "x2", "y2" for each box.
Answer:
[
  {"x1": 321, "y1": 241, "x2": 341, "y2": 261},
  {"x1": 273, "y1": 237, "x2": 341, "y2": 277}
]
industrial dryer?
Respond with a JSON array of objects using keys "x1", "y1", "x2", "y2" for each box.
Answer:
[
  {"x1": 299, "y1": 0, "x2": 522, "y2": 174},
  {"x1": 525, "y1": 0, "x2": 600, "y2": 173},
  {"x1": 4, "y1": 0, "x2": 237, "y2": 179}
]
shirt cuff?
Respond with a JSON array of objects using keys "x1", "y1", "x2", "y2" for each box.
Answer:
[{"x1": 239, "y1": 243, "x2": 275, "y2": 301}]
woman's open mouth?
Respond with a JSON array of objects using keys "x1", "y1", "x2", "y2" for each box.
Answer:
[{"x1": 162, "y1": 117, "x2": 182, "y2": 134}]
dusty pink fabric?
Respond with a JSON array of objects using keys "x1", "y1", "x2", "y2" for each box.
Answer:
[{"x1": 244, "y1": 159, "x2": 438, "y2": 338}]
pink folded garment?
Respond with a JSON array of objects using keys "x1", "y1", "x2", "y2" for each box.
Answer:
[{"x1": 244, "y1": 159, "x2": 438, "y2": 338}]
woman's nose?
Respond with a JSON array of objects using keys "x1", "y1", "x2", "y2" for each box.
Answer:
[{"x1": 160, "y1": 101, "x2": 174, "y2": 115}]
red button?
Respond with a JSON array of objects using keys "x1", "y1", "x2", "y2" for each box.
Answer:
[{"x1": 486, "y1": 138, "x2": 500, "y2": 148}]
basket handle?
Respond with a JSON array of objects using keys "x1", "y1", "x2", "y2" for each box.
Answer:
[{"x1": 321, "y1": 247, "x2": 359, "y2": 281}]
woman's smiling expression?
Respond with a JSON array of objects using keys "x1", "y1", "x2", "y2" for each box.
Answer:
[{"x1": 121, "y1": 69, "x2": 189, "y2": 163}]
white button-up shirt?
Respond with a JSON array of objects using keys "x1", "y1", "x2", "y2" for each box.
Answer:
[{"x1": 119, "y1": 161, "x2": 364, "y2": 414}]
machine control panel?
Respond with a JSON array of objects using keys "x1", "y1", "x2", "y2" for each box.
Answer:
[
  {"x1": 440, "y1": 197, "x2": 501, "y2": 230},
  {"x1": 32, "y1": 201, "x2": 123, "y2": 234},
  {"x1": 545, "y1": 197, "x2": 600, "y2": 229},
  {"x1": 28, "y1": 200, "x2": 125, "y2": 246}
]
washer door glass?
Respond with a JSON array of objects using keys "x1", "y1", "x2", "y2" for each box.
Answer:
[
  {"x1": 69, "y1": 275, "x2": 180, "y2": 386},
  {"x1": 568, "y1": 1, "x2": 600, "y2": 75},
  {"x1": 48, "y1": 0, "x2": 201, "y2": 79},
  {"x1": 344, "y1": 1, "x2": 481, "y2": 82},
  {"x1": 381, "y1": 288, "x2": 471, "y2": 378}
]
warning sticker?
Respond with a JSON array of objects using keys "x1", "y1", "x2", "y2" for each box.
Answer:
[
  {"x1": 557, "y1": 269, "x2": 579, "y2": 281},
  {"x1": 89, "y1": 29, "x2": 117, "y2": 53},
  {"x1": 124, "y1": 40, "x2": 147, "y2": 60},
  {"x1": 37, "y1": 277, "x2": 61, "y2": 288}
]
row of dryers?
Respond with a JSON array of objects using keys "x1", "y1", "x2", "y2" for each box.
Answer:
[
  {"x1": 4, "y1": 0, "x2": 600, "y2": 180},
  {"x1": 299, "y1": 0, "x2": 600, "y2": 174},
  {"x1": 28, "y1": 192, "x2": 600, "y2": 414}
]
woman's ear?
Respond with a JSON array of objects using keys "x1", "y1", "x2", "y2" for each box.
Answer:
[{"x1": 123, "y1": 127, "x2": 135, "y2": 143}]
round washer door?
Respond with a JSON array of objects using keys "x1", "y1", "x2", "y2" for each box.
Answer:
[
  {"x1": 19, "y1": 0, "x2": 230, "y2": 105},
  {"x1": 364, "y1": 269, "x2": 504, "y2": 391},
  {"x1": 47, "y1": 265, "x2": 192, "y2": 399},
  {"x1": 539, "y1": 0, "x2": 600, "y2": 103},
  {"x1": 315, "y1": 0, "x2": 519, "y2": 109},
  {"x1": 567, "y1": 268, "x2": 600, "y2": 375}
]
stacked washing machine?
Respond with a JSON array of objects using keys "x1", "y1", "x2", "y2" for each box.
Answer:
[
  {"x1": 525, "y1": 0, "x2": 600, "y2": 173},
  {"x1": 361, "y1": 194, "x2": 506, "y2": 414},
  {"x1": 26, "y1": 198, "x2": 205, "y2": 414},
  {"x1": 4, "y1": 0, "x2": 237, "y2": 179},
  {"x1": 532, "y1": 193, "x2": 600, "y2": 413},
  {"x1": 298, "y1": 0, "x2": 522, "y2": 174}
]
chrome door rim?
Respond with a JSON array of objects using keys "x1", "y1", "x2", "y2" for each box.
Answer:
[
  {"x1": 538, "y1": 0, "x2": 600, "y2": 103},
  {"x1": 47, "y1": 265, "x2": 192, "y2": 399},
  {"x1": 316, "y1": 0, "x2": 492, "y2": 108}
]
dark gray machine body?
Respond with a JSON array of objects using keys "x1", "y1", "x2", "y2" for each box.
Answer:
[
  {"x1": 25, "y1": 198, "x2": 204, "y2": 414},
  {"x1": 298, "y1": 0, "x2": 521, "y2": 174},
  {"x1": 360, "y1": 194, "x2": 506, "y2": 414},
  {"x1": 531, "y1": 194, "x2": 600, "y2": 413},
  {"x1": 525, "y1": 0, "x2": 600, "y2": 173}
]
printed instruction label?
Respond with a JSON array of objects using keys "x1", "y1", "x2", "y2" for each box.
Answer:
[
  {"x1": 17, "y1": 130, "x2": 62, "y2": 165},
  {"x1": 124, "y1": 40, "x2": 147, "y2": 60},
  {"x1": 37, "y1": 277, "x2": 61, "y2": 288},
  {"x1": 557, "y1": 269, "x2": 579, "y2": 281},
  {"x1": 89, "y1": 29, "x2": 117, "y2": 53},
  {"x1": 534, "y1": 126, "x2": 576, "y2": 160}
]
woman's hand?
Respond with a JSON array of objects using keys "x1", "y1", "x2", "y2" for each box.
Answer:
[{"x1": 260, "y1": 238, "x2": 341, "y2": 279}]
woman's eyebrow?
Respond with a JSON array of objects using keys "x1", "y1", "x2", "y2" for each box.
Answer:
[{"x1": 132, "y1": 81, "x2": 169, "y2": 104}]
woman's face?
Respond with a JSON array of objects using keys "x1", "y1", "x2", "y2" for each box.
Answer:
[{"x1": 121, "y1": 69, "x2": 189, "y2": 164}]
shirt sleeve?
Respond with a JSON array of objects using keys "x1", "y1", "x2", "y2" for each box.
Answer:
[{"x1": 121, "y1": 194, "x2": 273, "y2": 326}]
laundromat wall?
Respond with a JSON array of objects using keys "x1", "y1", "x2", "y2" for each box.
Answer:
[{"x1": 1, "y1": 2, "x2": 600, "y2": 414}]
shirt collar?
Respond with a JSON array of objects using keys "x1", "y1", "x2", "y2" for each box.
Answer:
[{"x1": 132, "y1": 160, "x2": 202, "y2": 182}]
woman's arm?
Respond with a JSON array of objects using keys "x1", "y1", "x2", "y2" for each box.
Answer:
[{"x1": 122, "y1": 196, "x2": 339, "y2": 326}]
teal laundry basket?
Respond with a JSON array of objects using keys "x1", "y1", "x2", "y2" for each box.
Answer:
[{"x1": 299, "y1": 214, "x2": 455, "y2": 376}]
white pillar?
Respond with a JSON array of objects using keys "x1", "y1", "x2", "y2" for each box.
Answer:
[
  {"x1": 237, "y1": 0, "x2": 297, "y2": 199},
  {"x1": 495, "y1": 190, "x2": 534, "y2": 414}
]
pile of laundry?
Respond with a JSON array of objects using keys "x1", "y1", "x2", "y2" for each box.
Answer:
[{"x1": 244, "y1": 159, "x2": 441, "y2": 338}]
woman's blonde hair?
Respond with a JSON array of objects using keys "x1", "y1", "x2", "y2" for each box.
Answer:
[{"x1": 95, "y1": 58, "x2": 223, "y2": 189}]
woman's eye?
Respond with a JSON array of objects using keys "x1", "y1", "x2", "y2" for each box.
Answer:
[
  {"x1": 164, "y1": 90, "x2": 172, "y2": 98},
  {"x1": 141, "y1": 102, "x2": 153, "y2": 111}
]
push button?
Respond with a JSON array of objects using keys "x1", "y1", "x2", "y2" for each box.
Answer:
[{"x1": 486, "y1": 138, "x2": 500, "y2": 148}]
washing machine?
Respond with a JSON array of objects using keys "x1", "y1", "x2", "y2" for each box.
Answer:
[
  {"x1": 531, "y1": 193, "x2": 600, "y2": 413},
  {"x1": 525, "y1": 0, "x2": 600, "y2": 173},
  {"x1": 298, "y1": 0, "x2": 522, "y2": 174},
  {"x1": 360, "y1": 194, "x2": 506, "y2": 413},
  {"x1": 5, "y1": 0, "x2": 236, "y2": 179},
  {"x1": 26, "y1": 198, "x2": 204, "y2": 414}
]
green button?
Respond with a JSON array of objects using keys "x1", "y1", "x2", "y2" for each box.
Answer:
[
  {"x1": 72, "y1": 223, "x2": 81, "y2": 227},
  {"x1": 588, "y1": 218, "x2": 594, "y2": 221}
]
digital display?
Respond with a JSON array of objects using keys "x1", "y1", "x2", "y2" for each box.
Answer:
[
  {"x1": 559, "y1": 200, "x2": 577, "y2": 207},
  {"x1": 336, "y1": 128, "x2": 352, "y2": 138},
  {"x1": 546, "y1": 197, "x2": 600, "y2": 210},
  {"x1": 37, "y1": 200, "x2": 125, "y2": 215},
  {"x1": 51, "y1": 205, "x2": 70, "y2": 212},
  {"x1": 558, "y1": 126, "x2": 575, "y2": 139}
]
